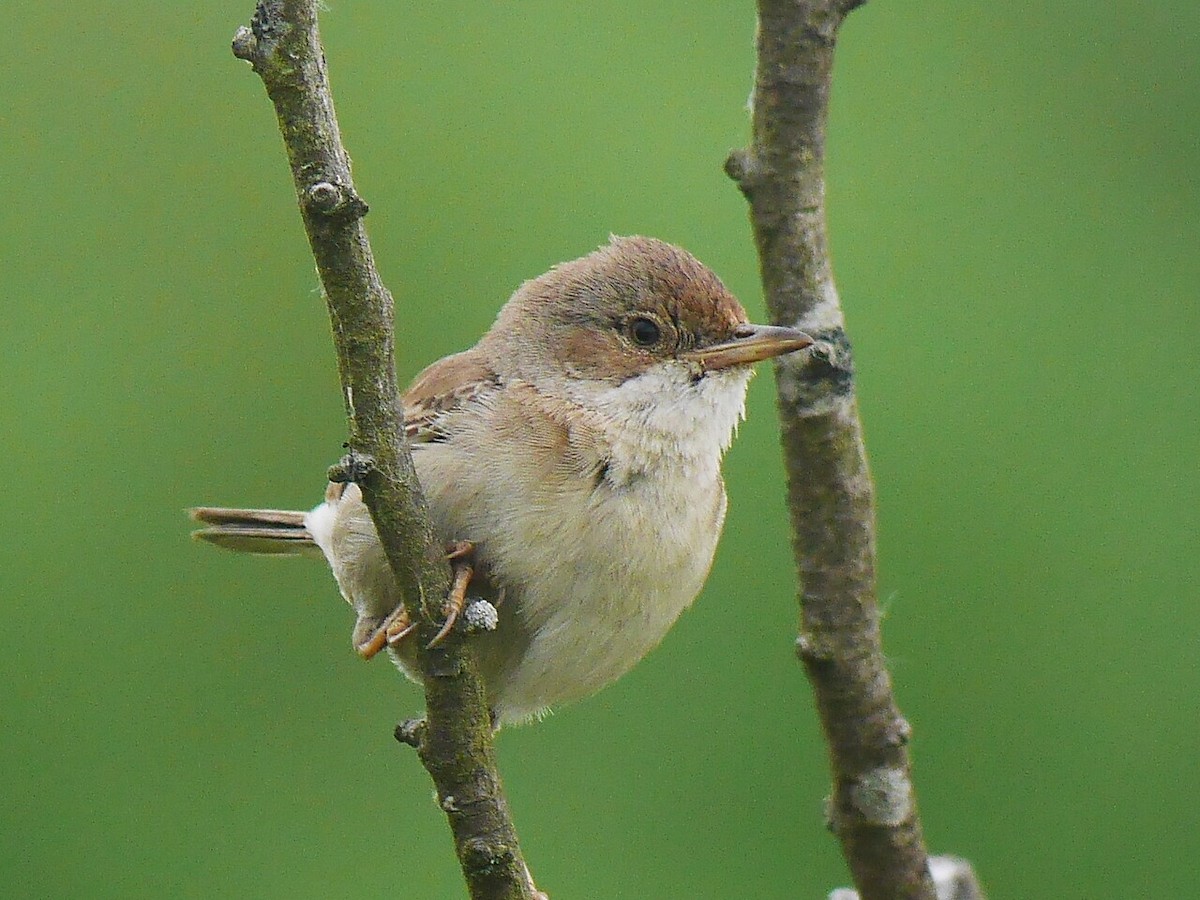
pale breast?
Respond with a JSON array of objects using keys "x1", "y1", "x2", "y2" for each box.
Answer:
[
  {"x1": 411, "y1": 380, "x2": 731, "y2": 722},
  {"x1": 494, "y1": 463, "x2": 728, "y2": 721}
]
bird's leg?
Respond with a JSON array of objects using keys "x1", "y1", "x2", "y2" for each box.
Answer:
[{"x1": 426, "y1": 540, "x2": 476, "y2": 649}]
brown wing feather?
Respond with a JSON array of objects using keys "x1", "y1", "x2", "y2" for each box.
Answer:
[
  {"x1": 402, "y1": 347, "x2": 500, "y2": 442},
  {"x1": 400, "y1": 345, "x2": 611, "y2": 484}
]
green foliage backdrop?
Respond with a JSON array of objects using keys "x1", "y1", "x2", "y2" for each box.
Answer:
[{"x1": 2, "y1": 2, "x2": 1196, "y2": 897}]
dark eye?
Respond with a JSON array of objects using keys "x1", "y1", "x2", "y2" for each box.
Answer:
[{"x1": 629, "y1": 316, "x2": 661, "y2": 347}]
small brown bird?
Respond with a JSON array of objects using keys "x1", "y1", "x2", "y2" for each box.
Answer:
[{"x1": 192, "y1": 236, "x2": 812, "y2": 725}]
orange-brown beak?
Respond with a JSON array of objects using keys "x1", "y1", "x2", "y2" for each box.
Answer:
[{"x1": 682, "y1": 323, "x2": 815, "y2": 371}]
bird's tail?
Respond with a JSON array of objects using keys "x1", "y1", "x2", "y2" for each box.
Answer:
[{"x1": 189, "y1": 507, "x2": 322, "y2": 558}]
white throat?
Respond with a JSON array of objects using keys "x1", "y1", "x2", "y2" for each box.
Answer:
[{"x1": 569, "y1": 362, "x2": 753, "y2": 479}]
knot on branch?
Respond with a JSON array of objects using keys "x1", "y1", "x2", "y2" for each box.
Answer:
[
  {"x1": 796, "y1": 630, "x2": 837, "y2": 669},
  {"x1": 777, "y1": 326, "x2": 854, "y2": 414},
  {"x1": 231, "y1": 26, "x2": 258, "y2": 62},
  {"x1": 886, "y1": 716, "x2": 914, "y2": 748},
  {"x1": 394, "y1": 716, "x2": 427, "y2": 749},
  {"x1": 328, "y1": 450, "x2": 375, "y2": 484},
  {"x1": 724, "y1": 148, "x2": 765, "y2": 199},
  {"x1": 460, "y1": 837, "x2": 518, "y2": 879},
  {"x1": 305, "y1": 181, "x2": 369, "y2": 221}
]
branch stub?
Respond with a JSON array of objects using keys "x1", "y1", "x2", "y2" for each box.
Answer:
[
  {"x1": 305, "y1": 181, "x2": 369, "y2": 220},
  {"x1": 394, "y1": 717, "x2": 427, "y2": 749},
  {"x1": 724, "y1": 148, "x2": 760, "y2": 197},
  {"x1": 231, "y1": 26, "x2": 258, "y2": 61},
  {"x1": 328, "y1": 451, "x2": 375, "y2": 484}
]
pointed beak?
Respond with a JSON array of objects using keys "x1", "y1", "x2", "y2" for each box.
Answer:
[{"x1": 682, "y1": 323, "x2": 815, "y2": 372}]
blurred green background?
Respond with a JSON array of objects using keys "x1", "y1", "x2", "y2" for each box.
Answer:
[{"x1": 2, "y1": 1, "x2": 1196, "y2": 897}]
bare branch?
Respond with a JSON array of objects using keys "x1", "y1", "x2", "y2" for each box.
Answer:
[
  {"x1": 728, "y1": 2, "x2": 944, "y2": 897},
  {"x1": 230, "y1": 3, "x2": 534, "y2": 897}
]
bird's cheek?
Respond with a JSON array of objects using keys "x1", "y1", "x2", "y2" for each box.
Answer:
[{"x1": 560, "y1": 326, "x2": 650, "y2": 383}]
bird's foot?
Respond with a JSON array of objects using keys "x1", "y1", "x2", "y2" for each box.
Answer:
[
  {"x1": 354, "y1": 541, "x2": 478, "y2": 657},
  {"x1": 426, "y1": 541, "x2": 476, "y2": 648},
  {"x1": 354, "y1": 604, "x2": 418, "y2": 660}
]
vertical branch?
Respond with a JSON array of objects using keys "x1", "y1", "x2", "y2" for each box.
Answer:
[
  {"x1": 726, "y1": 1, "x2": 938, "y2": 898},
  {"x1": 229, "y1": 3, "x2": 534, "y2": 898}
]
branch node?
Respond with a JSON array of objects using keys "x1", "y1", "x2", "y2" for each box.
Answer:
[
  {"x1": 231, "y1": 26, "x2": 258, "y2": 61},
  {"x1": 328, "y1": 450, "x2": 375, "y2": 484},
  {"x1": 796, "y1": 630, "x2": 836, "y2": 666},
  {"x1": 307, "y1": 180, "x2": 343, "y2": 212},
  {"x1": 886, "y1": 716, "x2": 914, "y2": 748},
  {"x1": 305, "y1": 180, "x2": 369, "y2": 220},
  {"x1": 394, "y1": 716, "x2": 427, "y2": 749},
  {"x1": 802, "y1": 328, "x2": 853, "y2": 381},
  {"x1": 777, "y1": 328, "x2": 855, "y2": 414},
  {"x1": 724, "y1": 148, "x2": 761, "y2": 197},
  {"x1": 461, "y1": 837, "x2": 516, "y2": 876}
]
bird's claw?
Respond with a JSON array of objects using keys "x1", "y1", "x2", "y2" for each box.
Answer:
[
  {"x1": 355, "y1": 605, "x2": 418, "y2": 660},
  {"x1": 426, "y1": 544, "x2": 476, "y2": 648},
  {"x1": 386, "y1": 609, "x2": 420, "y2": 646},
  {"x1": 356, "y1": 541, "x2": 480, "y2": 656}
]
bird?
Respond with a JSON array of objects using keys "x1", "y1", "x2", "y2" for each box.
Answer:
[{"x1": 191, "y1": 236, "x2": 813, "y2": 726}]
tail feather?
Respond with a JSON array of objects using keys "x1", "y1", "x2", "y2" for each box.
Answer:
[{"x1": 188, "y1": 507, "x2": 321, "y2": 558}]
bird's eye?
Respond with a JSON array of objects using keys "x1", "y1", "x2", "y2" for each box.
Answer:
[{"x1": 629, "y1": 316, "x2": 661, "y2": 347}]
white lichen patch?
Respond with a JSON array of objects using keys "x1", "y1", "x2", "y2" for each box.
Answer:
[
  {"x1": 849, "y1": 765, "x2": 913, "y2": 827},
  {"x1": 463, "y1": 598, "x2": 500, "y2": 633}
]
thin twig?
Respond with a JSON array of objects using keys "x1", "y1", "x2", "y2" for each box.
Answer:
[
  {"x1": 727, "y1": 2, "x2": 941, "y2": 897},
  {"x1": 230, "y1": 3, "x2": 534, "y2": 897}
]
